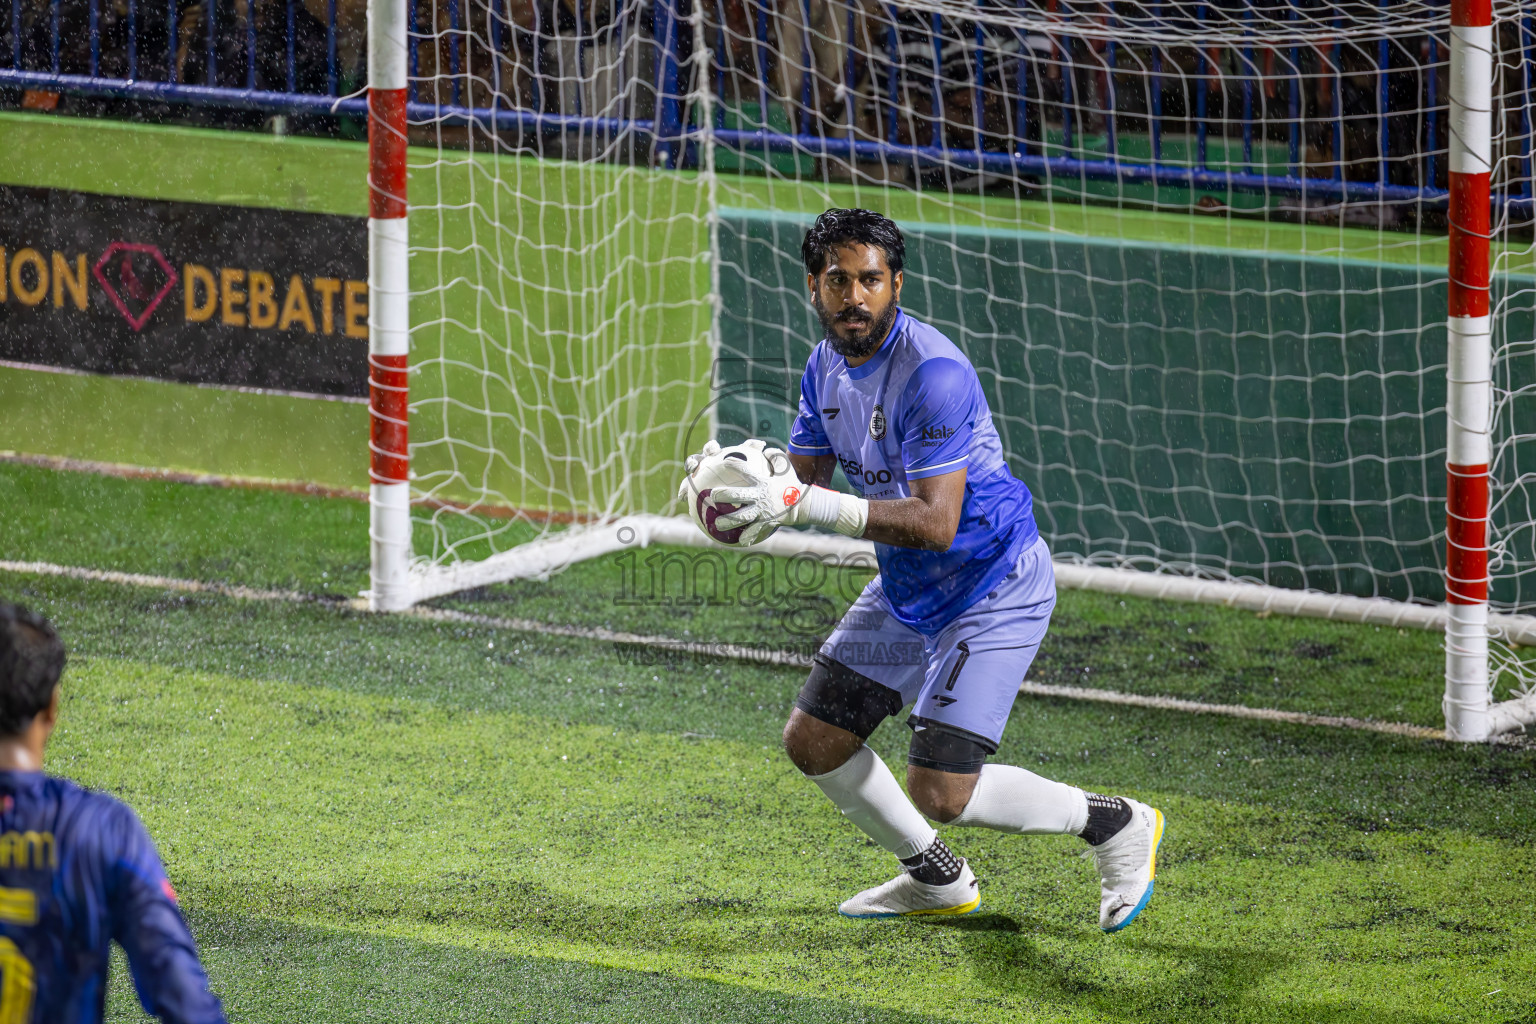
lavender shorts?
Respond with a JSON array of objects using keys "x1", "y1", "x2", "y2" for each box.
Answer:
[{"x1": 817, "y1": 535, "x2": 1056, "y2": 750}]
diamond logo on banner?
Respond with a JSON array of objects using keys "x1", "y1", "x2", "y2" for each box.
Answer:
[{"x1": 92, "y1": 242, "x2": 179, "y2": 332}]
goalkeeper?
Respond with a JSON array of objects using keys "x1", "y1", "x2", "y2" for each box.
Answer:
[{"x1": 688, "y1": 208, "x2": 1165, "y2": 930}]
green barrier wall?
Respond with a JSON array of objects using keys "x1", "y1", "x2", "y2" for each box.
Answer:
[{"x1": 716, "y1": 208, "x2": 1536, "y2": 605}]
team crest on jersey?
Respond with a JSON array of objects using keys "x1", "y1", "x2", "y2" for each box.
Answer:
[{"x1": 869, "y1": 404, "x2": 887, "y2": 441}]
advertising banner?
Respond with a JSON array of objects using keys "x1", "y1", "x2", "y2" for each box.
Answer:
[{"x1": 0, "y1": 184, "x2": 368, "y2": 397}]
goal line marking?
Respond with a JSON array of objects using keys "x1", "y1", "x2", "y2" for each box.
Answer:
[
  {"x1": 1014, "y1": 682, "x2": 1444, "y2": 740},
  {"x1": 0, "y1": 558, "x2": 1448, "y2": 740},
  {"x1": 0, "y1": 451, "x2": 579, "y2": 523}
]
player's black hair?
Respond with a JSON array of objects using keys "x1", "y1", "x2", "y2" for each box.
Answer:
[
  {"x1": 0, "y1": 603, "x2": 65, "y2": 737},
  {"x1": 801, "y1": 208, "x2": 906, "y2": 277}
]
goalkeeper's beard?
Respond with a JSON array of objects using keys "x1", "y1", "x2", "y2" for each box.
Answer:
[{"x1": 815, "y1": 294, "x2": 898, "y2": 361}]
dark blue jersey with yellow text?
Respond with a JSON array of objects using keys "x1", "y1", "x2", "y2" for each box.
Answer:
[
  {"x1": 788, "y1": 308, "x2": 1042, "y2": 633},
  {"x1": 0, "y1": 770, "x2": 224, "y2": 1023}
]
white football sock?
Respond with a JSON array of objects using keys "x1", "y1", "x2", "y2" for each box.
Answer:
[
  {"x1": 949, "y1": 763, "x2": 1089, "y2": 835},
  {"x1": 807, "y1": 745, "x2": 937, "y2": 860}
]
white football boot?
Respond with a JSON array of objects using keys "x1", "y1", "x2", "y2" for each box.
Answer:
[
  {"x1": 838, "y1": 860, "x2": 980, "y2": 919},
  {"x1": 1093, "y1": 798, "x2": 1165, "y2": 932}
]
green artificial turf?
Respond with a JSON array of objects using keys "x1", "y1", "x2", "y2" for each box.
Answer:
[
  {"x1": 0, "y1": 573, "x2": 1522, "y2": 1023},
  {"x1": 0, "y1": 459, "x2": 1462, "y2": 726},
  {"x1": 0, "y1": 460, "x2": 372, "y2": 597},
  {"x1": 106, "y1": 922, "x2": 940, "y2": 1023},
  {"x1": 5, "y1": 463, "x2": 1536, "y2": 1021}
]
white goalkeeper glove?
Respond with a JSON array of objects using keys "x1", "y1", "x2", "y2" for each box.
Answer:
[
  {"x1": 677, "y1": 439, "x2": 723, "y2": 503},
  {"x1": 708, "y1": 440, "x2": 869, "y2": 539}
]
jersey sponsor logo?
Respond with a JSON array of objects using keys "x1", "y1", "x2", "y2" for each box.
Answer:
[
  {"x1": 869, "y1": 404, "x2": 887, "y2": 441},
  {"x1": 837, "y1": 454, "x2": 892, "y2": 490},
  {"x1": 0, "y1": 831, "x2": 55, "y2": 871},
  {"x1": 821, "y1": 406, "x2": 840, "y2": 420},
  {"x1": 920, "y1": 424, "x2": 957, "y2": 447}
]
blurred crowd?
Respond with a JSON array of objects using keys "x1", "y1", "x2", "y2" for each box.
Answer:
[{"x1": 3, "y1": 0, "x2": 1531, "y2": 199}]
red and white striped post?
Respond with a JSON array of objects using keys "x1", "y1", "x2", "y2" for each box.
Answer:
[
  {"x1": 1443, "y1": 0, "x2": 1494, "y2": 740},
  {"x1": 367, "y1": 0, "x2": 412, "y2": 612}
]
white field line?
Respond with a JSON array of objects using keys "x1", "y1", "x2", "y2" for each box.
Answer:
[
  {"x1": 1017, "y1": 682, "x2": 1445, "y2": 740},
  {"x1": 0, "y1": 558, "x2": 1453, "y2": 740},
  {"x1": 0, "y1": 361, "x2": 368, "y2": 404},
  {"x1": 0, "y1": 451, "x2": 373, "y2": 502},
  {"x1": 405, "y1": 605, "x2": 816, "y2": 668},
  {"x1": 0, "y1": 561, "x2": 328, "y2": 604},
  {"x1": 0, "y1": 561, "x2": 809, "y2": 667}
]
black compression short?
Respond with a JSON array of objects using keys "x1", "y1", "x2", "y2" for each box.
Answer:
[
  {"x1": 794, "y1": 655, "x2": 904, "y2": 739},
  {"x1": 906, "y1": 716, "x2": 995, "y2": 774}
]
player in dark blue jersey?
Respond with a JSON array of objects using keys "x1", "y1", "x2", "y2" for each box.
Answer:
[
  {"x1": 0, "y1": 603, "x2": 226, "y2": 1022},
  {"x1": 693, "y1": 209, "x2": 1166, "y2": 930}
]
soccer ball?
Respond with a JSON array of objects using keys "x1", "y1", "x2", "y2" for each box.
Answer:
[{"x1": 681, "y1": 442, "x2": 795, "y2": 546}]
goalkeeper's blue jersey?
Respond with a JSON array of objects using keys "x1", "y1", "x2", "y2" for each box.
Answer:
[
  {"x1": 0, "y1": 770, "x2": 225, "y2": 1023},
  {"x1": 788, "y1": 308, "x2": 1042, "y2": 634}
]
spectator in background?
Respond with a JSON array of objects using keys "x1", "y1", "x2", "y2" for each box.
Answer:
[{"x1": 863, "y1": 2, "x2": 1024, "y2": 188}]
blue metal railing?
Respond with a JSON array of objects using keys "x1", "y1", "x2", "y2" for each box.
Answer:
[{"x1": 1, "y1": 0, "x2": 1532, "y2": 213}]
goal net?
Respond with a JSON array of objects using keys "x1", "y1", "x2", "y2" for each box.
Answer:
[{"x1": 368, "y1": 0, "x2": 1536, "y2": 736}]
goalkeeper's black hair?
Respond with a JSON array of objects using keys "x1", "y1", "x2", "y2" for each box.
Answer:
[
  {"x1": 802, "y1": 209, "x2": 905, "y2": 277},
  {"x1": 0, "y1": 603, "x2": 65, "y2": 737}
]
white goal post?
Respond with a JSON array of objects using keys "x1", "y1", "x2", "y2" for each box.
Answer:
[{"x1": 365, "y1": 0, "x2": 1536, "y2": 740}]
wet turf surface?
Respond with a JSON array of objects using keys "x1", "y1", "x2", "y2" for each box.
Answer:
[{"x1": 3, "y1": 463, "x2": 1535, "y2": 1022}]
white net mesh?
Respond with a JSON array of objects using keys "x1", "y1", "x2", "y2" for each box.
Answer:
[
  {"x1": 1489, "y1": 13, "x2": 1536, "y2": 699},
  {"x1": 401, "y1": 0, "x2": 1536, "y2": 701},
  {"x1": 403, "y1": 0, "x2": 714, "y2": 574}
]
